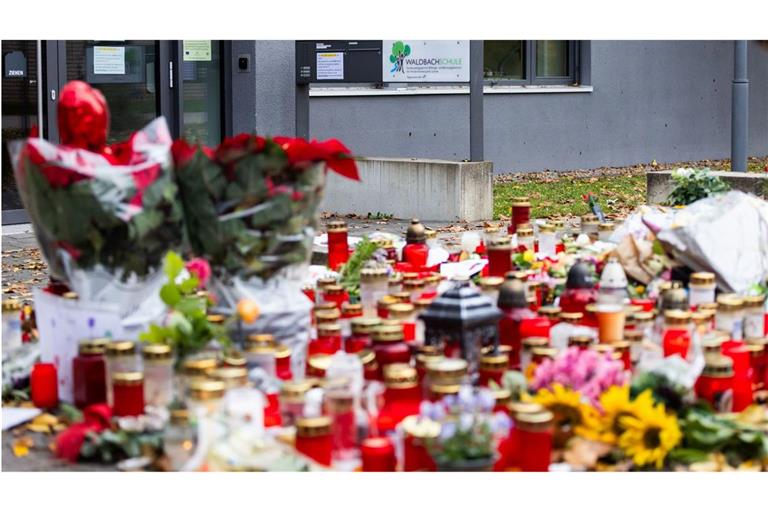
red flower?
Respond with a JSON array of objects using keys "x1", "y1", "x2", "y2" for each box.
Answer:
[
  {"x1": 313, "y1": 139, "x2": 360, "y2": 181},
  {"x1": 185, "y1": 257, "x2": 212, "y2": 288},
  {"x1": 215, "y1": 133, "x2": 265, "y2": 164},
  {"x1": 129, "y1": 164, "x2": 161, "y2": 207},
  {"x1": 273, "y1": 137, "x2": 360, "y2": 181},
  {"x1": 171, "y1": 139, "x2": 214, "y2": 169},
  {"x1": 56, "y1": 241, "x2": 83, "y2": 260},
  {"x1": 57, "y1": 81, "x2": 110, "y2": 153},
  {"x1": 54, "y1": 403, "x2": 112, "y2": 463}
]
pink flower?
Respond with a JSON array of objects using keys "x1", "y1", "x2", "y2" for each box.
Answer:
[{"x1": 185, "y1": 258, "x2": 211, "y2": 288}]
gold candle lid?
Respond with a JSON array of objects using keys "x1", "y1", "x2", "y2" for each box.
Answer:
[
  {"x1": 326, "y1": 220, "x2": 348, "y2": 232},
  {"x1": 401, "y1": 415, "x2": 441, "y2": 439},
  {"x1": 78, "y1": 338, "x2": 108, "y2": 355},
  {"x1": 425, "y1": 358, "x2": 468, "y2": 382},
  {"x1": 516, "y1": 410, "x2": 555, "y2": 432},
  {"x1": 316, "y1": 322, "x2": 342, "y2": 337},
  {"x1": 716, "y1": 294, "x2": 744, "y2": 311},
  {"x1": 388, "y1": 303, "x2": 415, "y2": 319},
  {"x1": 522, "y1": 337, "x2": 549, "y2": 350},
  {"x1": 430, "y1": 382, "x2": 462, "y2": 399},
  {"x1": 142, "y1": 343, "x2": 173, "y2": 361},
  {"x1": 568, "y1": 334, "x2": 595, "y2": 347},
  {"x1": 371, "y1": 323, "x2": 404, "y2": 343},
  {"x1": 351, "y1": 316, "x2": 381, "y2": 335},
  {"x1": 280, "y1": 380, "x2": 314, "y2": 403},
  {"x1": 689, "y1": 272, "x2": 715, "y2": 286},
  {"x1": 742, "y1": 295, "x2": 766, "y2": 307},
  {"x1": 296, "y1": 416, "x2": 332, "y2": 437},
  {"x1": 112, "y1": 371, "x2": 144, "y2": 385},
  {"x1": 183, "y1": 357, "x2": 218, "y2": 376},
  {"x1": 315, "y1": 308, "x2": 341, "y2": 323},
  {"x1": 105, "y1": 340, "x2": 136, "y2": 356},
  {"x1": 479, "y1": 353, "x2": 509, "y2": 370},
  {"x1": 478, "y1": 276, "x2": 505, "y2": 291},
  {"x1": 342, "y1": 303, "x2": 363, "y2": 316},
  {"x1": 538, "y1": 306, "x2": 562, "y2": 319},
  {"x1": 507, "y1": 401, "x2": 544, "y2": 417},
  {"x1": 559, "y1": 312, "x2": 584, "y2": 323},
  {"x1": 207, "y1": 367, "x2": 249, "y2": 389},
  {"x1": 360, "y1": 267, "x2": 388, "y2": 282},
  {"x1": 664, "y1": 310, "x2": 692, "y2": 325},
  {"x1": 702, "y1": 355, "x2": 734, "y2": 377},
  {"x1": 188, "y1": 379, "x2": 226, "y2": 401},
  {"x1": 383, "y1": 364, "x2": 418, "y2": 388}
]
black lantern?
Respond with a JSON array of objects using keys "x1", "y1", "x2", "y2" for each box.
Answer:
[{"x1": 419, "y1": 279, "x2": 502, "y2": 381}]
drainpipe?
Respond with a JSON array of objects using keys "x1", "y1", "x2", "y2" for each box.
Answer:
[{"x1": 731, "y1": 41, "x2": 748, "y2": 172}]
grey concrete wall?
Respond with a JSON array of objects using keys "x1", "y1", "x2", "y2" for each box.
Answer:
[{"x1": 249, "y1": 41, "x2": 768, "y2": 173}]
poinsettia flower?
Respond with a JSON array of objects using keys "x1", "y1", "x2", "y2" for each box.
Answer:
[
  {"x1": 170, "y1": 139, "x2": 213, "y2": 168},
  {"x1": 311, "y1": 139, "x2": 360, "y2": 181},
  {"x1": 185, "y1": 257, "x2": 211, "y2": 288},
  {"x1": 129, "y1": 164, "x2": 161, "y2": 207},
  {"x1": 56, "y1": 240, "x2": 83, "y2": 260},
  {"x1": 215, "y1": 133, "x2": 264, "y2": 164}
]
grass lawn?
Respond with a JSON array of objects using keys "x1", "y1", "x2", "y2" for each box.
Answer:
[{"x1": 493, "y1": 173, "x2": 646, "y2": 220}]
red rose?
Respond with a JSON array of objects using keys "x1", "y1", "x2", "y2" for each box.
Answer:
[
  {"x1": 185, "y1": 257, "x2": 212, "y2": 288},
  {"x1": 57, "y1": 81, "x2": 110, "y2": 153},
  {"x1": 54, "y1": 403, "x2": 111, "y2": 463}
]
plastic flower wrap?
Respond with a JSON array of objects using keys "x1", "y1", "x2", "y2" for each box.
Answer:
[
  {"x1": 10, "y1": 81, "x2": 183, "y2": 294},
  {"x1": 172, "y1": 134, "x2": 359, "y2": 282},
  {"x1": 531, "y1": 347, "x2": 629, "y2": 407}
]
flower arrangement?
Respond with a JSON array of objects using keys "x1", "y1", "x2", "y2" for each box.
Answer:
[
  {"x1": 172, "y1": 134, "x2": 359, "y2": 282},
  {"x1": 530, "y1": 347, "x2": 629, "y2": 407},
  {"x1": 666, "y1": 167, "x2": 730, "y2": 206},
  {"x1": 11, "y1": 81, "x2": 183, "y2": 281},
  {"x1": 421, "y1": 386, "x2": 511, "y2": 470}
]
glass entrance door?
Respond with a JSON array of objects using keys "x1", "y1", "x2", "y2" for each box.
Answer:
[
  {"x1": 2, "y1": 40, "x2": 41, "y2": 224},
  {"x1": 63, "y1": 40, "x2": 159, "y2": 143}
]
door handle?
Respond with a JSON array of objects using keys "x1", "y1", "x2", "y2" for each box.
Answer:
[{"x1": 50, "y1": 89, "x2": 56, "y2": 101}]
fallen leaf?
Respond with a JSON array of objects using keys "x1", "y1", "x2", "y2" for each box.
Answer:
[{"x1": 12, "y1": 436, "x2": 34, "y2": 457}]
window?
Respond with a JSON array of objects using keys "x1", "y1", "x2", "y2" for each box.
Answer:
[{"x1": 484, "y1": 40, "x2": 580, "y2": 86}]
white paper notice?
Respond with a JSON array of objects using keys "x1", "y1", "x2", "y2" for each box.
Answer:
[
  {"x1": 316, "y1": 52, "x2": 344, "y2": 80},
  {"x1": 34, "y1": 288, "x2": 127, "y2": 402},
  {"x1": 93, "y1": 46, "x2": 126, "y2": 75}
]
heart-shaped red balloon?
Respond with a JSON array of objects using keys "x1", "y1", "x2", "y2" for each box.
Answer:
[{"x1": 57, "y1": 80, "x2": 110, "y2": 152}]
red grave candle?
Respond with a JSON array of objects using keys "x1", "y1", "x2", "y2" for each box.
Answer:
[
  {"x1": 361, "y1": 437, "x2": 396, "y2": 471},
  {"x1": 111, "y1": 372, "x2": 145, "y2": 417},
  {"x1": 403, "y1": 243, "x2": 429, "y2": 269},
  {"x1": 275, "y1": 345, "x2": 293, "y2": 380},
  {"x1": 487, "y1": 237, "x2": 513, "y2": 278},
  {"x1": 322, "y1": 285, "x2": 350, "y2": 310},
  {"x1": 516, "y1": 410, "x2": 554, "y2": 472},
  {"x1": 478, "y1": 353, "x2": 509, "y2": 386},
  {"x1": 509, "y1": 200, "x2": 531, "y2": 235},
  {"x1": 326, "y1": 221, "x2": 350, "y2": 271},
  {"x1": 31, "y1": 363, "x2": 59, "y2": 409},
  {"x1": 295, "y1": 416, "x2": 333, "y2": 466},
  {"x1": 72, "y1": 339, "x2": 107, "y2": 409},
  {"x1": 695, "y1": 355, "x2": 734, "y2": 410},
  {"x1": 401, "y1": 415, "x2": 440, "y2": 471}
]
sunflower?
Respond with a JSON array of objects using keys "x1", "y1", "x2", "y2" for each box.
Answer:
[
  {"x1": 594, "y1": 386, "x2": 656, "y2": 444},
  {"x1": 531, "y1": 383, "x2": 599, "y2": 449},
  {"x1": 618, "y1": 393, "x2": 681, "y2": 469}
]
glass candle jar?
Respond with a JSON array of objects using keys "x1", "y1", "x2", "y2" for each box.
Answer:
[
  {"x1": 595, "y1": 304, "x2": 626, "y2": 344},
  {"x1": 505, "y1": 402, "x2": 546, "y2": 470},
  {"x1": 316, "y1": 276, "x2": 338, "y2": 304},
  {"x1": 361, "y1": 436, "x2": 396, "y2": 471},
  {"x1": 412, "y1": 298, "x2": 432, "y2": 344},
  {"x1": 324, "y1": 386, "x2": 359, "y2": 464},
  {"x1": 295, "y1": 416, "x2": 333, "y2": 467},
  {"x1": 743, "y1": 295, "x2": 766, "y2": 339},
  {"x1": 487, "y1": 236, "x2": 513, "y2": 277},
  {"x1": 142, "y1": 344, "x2": 174, "y2": 408},
  {"x1": 388, "y1": 274, "x2": 403, "y2": 295},
  {"x1": 424, "y1": 357, "x2": 468, "y2": 391},
  {"x1": 416, "y1": 350, "x2": 444, "y2": 385},
  {"x1": 31, "y1": 362, "x2": 59, "y2": 409},
  {"x1": 429, "y1": 382, "x2": 460, "y2": 402},
  {"x1": 516, "y1": 410, "x2": 554, "y2": 472},
  {"x1": 383, "y1": 364, "x2": 422, "y2": 405},
  {"x1": 323, "y1": 285, "x2": 350, "y2": 311},
  {"x1": 483, "y1": 225, "x2": 503, "y2": 248},
  {"x1": 163, "y1": 408, "x2": 195, "y2": 471},
  {"x1": 112, "y1": 372, "x2": 145, "y2": 417},
  {"x1": 326, "y1": 220, "x2": 350, "y2": 271},
  {"x1": 377, "y1": 296, "x2": 398, "y2": 319},
  {"x1": 516, "y1": 226, "x2": 535, "y2": 252},
  {"x1": 695, "y1": 355, "x2": 734, "y2": 411},
  {"x1": 274, "y1": 345, "x2": 293, "y2": 380},
  {"x1": 181, "y1": 356, "x2": 218, "y2": 397},
  {"x1": 423, "y1": 274, "x2": 442, "y2": 297},
  {"x1": 245, "y1": 335, "x2": 278, "y2": 376},
  {"x1": 358, "y1": 350, "x2": 380, "y2": 382},
  {"x1": 520, "y1": 337, "x2": 549, "y2": 374},
  {"x1": 72, "y1": 338, "x2": 108, "y2": 409},
  {"x1": 347, "y1": 317, "x2": 380, "y2": 353},
  {"x1": 2, "y1": 299, "x2": 23, "y2": 353},
  {"x1": 313, "y1": 302, "x2": 339, "y2": 329},
  {"x1": 689, "y1": 272, "x2": 716, "y2": 307},
  {"x1": 623, "y1": 330, "x2": 644, "y2": 365},
  {"x1": 662, "y1": 310, "x2": 692, "y2": 358},
  {"x1": 306, "y1": 354, "x2": 332, "y2": 378},
  {"x1": 597, "y1": 222, "x2": 615, "y2": 242},
  {"x1": 746, "y1": 342, "x2": 766, "y2": 387},
  {"x1": 478, "y1": 353, "x2": 509, "y2": 386},
  {"x1": 478, "y1": 277, "x2": 504, "y2": 306},
  {"x1": 280, "y1": 380, "x2": 313, "y2": 427},
  {"x1": 105, "y1": 340, "x2": 140, "y2": 407},
  {"x1": 612, "y1": 341, "x2": 632, "y2": 370},
  {"x1": 403, "y1": 279, "x2": 425, "y2": 302},
  {"x1": 716, "y1": 295, "x2": 744, "y2": 340},
  {"x1": 187, "y1": 379, "x2": 226, "y2": 418},
  {"x1": 531, "y1": 347, "x2": 558, "y2": 366},
  {"x1": 401, "y1": 415, "x2": 440, "y2": 471},
  {"x1": 360, "y1": 267, "x2": 389, "y2": 318},
  {"x1": 314, "y1": 323, "x2": 343, "y2": 356},
  {"x1": 340, "y1": 303, "x2": 363, "y2": 338},
  {"x1": 538, "y1": 224, "x2": 557, "y2": 258},
  {"x1": 388, "y1": 303, "x2": 416, "y2": 342},
  {"x1": 509, "y1": 199, "x2": 531, "y2": 235}
]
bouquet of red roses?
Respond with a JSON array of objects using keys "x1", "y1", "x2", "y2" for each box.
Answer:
[
  {"x1": 10, "y1": 81, "x2": 183, "y2": 284},
  {"x1": 172, "y1": 133, "x2": 359, "y2": 281}
]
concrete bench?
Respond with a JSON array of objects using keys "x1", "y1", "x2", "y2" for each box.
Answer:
[
  {"x1": 320, "y1": 157, "x2": 493, "y2": 222},
  {"x1": 646, "y1": 170, "x2": 768, "y2": 204}
]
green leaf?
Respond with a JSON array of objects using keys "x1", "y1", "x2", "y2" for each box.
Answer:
[
  {"x1": 178, "y1": 276, "x2": 199, "y2": 294},
  {"x1": 404, "y1": 44, "x2": 411, "y2": 56},
  {"x1": 389, "y1": 54, "x2": 396, "y2": 63},
  {"x1": 160, "y1": 282, "x2": 182, "y2": 306},
  {"x1": 163, "y1": 251, "x2": 185, "y2": 280}
]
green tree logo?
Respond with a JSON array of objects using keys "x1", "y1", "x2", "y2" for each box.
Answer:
[{"x1": 389, "y1": 41, "x2": 411, "y2": 73}]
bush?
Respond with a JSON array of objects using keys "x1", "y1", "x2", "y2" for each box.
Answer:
[{"x1": 666, "y1": 168, "x2": 730, "y2": 206}]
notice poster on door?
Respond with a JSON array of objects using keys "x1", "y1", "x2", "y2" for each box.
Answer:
[
  {"x1": 316, "y1": 52, "x2": 344, "y2": 80},
  {"x1": 93, "y1": 46, "x2": 126, "y2": 75},
  {"x1": 183, "y1": 40, "x2": 212, "y2": 62},
  {"x1": 383, "y1": 40, "x2": 469, "y2": 82}
]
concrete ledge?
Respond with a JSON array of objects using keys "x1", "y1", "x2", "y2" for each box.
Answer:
[
  {"x1": 647, "y1": 170, "x2": 768, "y2": 204},
  {"x1": 321, "y1": 157, "x2": 493, "y2": 221}
]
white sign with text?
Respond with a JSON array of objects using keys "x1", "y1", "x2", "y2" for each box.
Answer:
[{"x1": 382, "y1": 40, "x2": 469, "y2": 82}]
